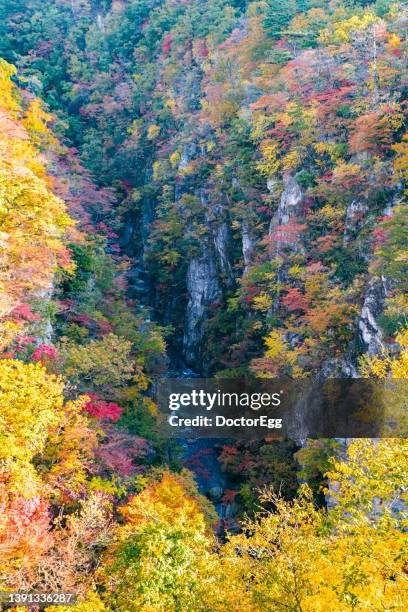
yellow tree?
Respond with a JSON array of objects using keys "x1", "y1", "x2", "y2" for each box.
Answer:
[
  {"x1": 0, "y1": 359, "x2": 66, "y2": 492},
  {"x1": 393, "y1": 132, "x2": 408, "y2": 192},
  {"x1": 214, "y1": 438, "x2": 408, "y2": 611},
  {"x1": 0, "y1": 359, "x2": 96, "y2": 592},
  {"x1": 99, "y1": 470, "x2": 217, "y2": 611},
  {"x1": 0, "y1": 58, "x2": 73, "y2": 324}
]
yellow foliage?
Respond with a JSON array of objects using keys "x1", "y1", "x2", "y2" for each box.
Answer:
[
  {"x1": 179, "y1": 161, "x2": 196, "y2": 176},
  {"x1": 257, "y1": 140, "x2": 280, "y2": 176},
  {"x1": 288, "y1": 264, "x2": 304, "y2": 278},
  {"x1": 384, "y1": 294, "x2": 408, "y2": 321},
  {"x1": 119, "y1": 470, "x2": 217, "y2": 531},
  {"x1": 169, "y1": 151, "x2": 180, "y2": 168},
  {"x1": 43, "y1": 396, "x2": 97, "y2": 499},
  {"x1": 213, "y1": 440, "x2": 408, "y2": 611},
  {"x1": 61, "y1": 333, "x2": 135, "y2": 390},
  {"x1": 252, "y1": 292, "x2": 273, "y2": 312},
  {"x1": 282, "y1": 148, "x2": 301, "y2": 172},
  {"x1": 47, "y1": 590, "x2": 107, "y2": 612},
  {"x1": 152, "y1": 159, "x2": 163, "y2": 180},
  {"x1": 393, "y1": 132, "x2": 408, "y2": 192},
  {"x1": 360, "y1": 327, "x2": 408, "y2": 379},
  {"x1": 130, "y1": 188, "x2": 142, "y2": 202},
  {"x1": 314, "y1": 141, "x2": 343, "y2": 162},
  {"x1": 251, "y1": 113, "x2": 274, "y2": 141},
  {"x1": 0, "y1": 359, "x2": 64, "y2": 492},
  {"x1": 22, "y1": 98, "x2": 57, "y2": 148},
  {"x1": 147, "y1": 123, "x2": 160, "y2": 140},
  {"x1": 322, "y1": 203, "x2": 343, "y2": 221},
  {"x1": 332, "y1": 160, "x2": 360, "y2": 181},
  {"x1": 165, "y1": 97, "x2": 175, "y2": 110},
  {"x1": 264, "y1": 330, "x2": 287, "y2": 358},
  {"x1": 321, "y1": 12, "x2": 380, "y2": 44},
  {"x1": 99, "y1": 470, "x2": 217, "y2": 610},
  {"x1": 327, "y1": 439, "x2": 408, "y2": 517},
  {"x1": 387, "y1": 32, "x2": 401, "y2": 47},
  {"x1": 143, "y1": 396, "x2": 158, "y2": 416},
  {"x1": 0, "y1": 59, "x2": 18, "y2": 113},
  {"x1": 0, "y1": 320, "x2": 21, "y2": 353},
  {"x1": 0, "y1": 59, "x2": 73, "y2": 321},
  {"x1": 127, "y1": 118, "x2": 143, "y2": 142}
]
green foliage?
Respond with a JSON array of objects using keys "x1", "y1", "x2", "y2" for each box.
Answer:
[
  {"x1": 61, "y1": 243, "x2": 97, "y2": 295},
  {"x1": 295, "y1": 439, "x2": 342, "y2": 503},
  {"x1": 263, "y1": 0, "x2": 300, "y2": 39},
  {"x1": 372, "y1": 206, "x2": 408, "y2": 291},
  {"x1": 219, "y1": 440, "x2": 300, "y2": 516}
]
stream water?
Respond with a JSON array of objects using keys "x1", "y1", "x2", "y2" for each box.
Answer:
[{"x1": 166, "y1": 363, "x2": 235, "y2": 528}]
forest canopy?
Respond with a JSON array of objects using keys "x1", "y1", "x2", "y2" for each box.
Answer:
[{"x1": 0, "y1": 0, "x2": 407, "y2": 609}]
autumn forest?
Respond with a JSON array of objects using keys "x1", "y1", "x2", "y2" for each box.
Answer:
[{"x1": 0, "y1": 0, "x2": 408, "y2": 609}]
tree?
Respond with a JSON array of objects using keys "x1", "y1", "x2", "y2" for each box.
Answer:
[
  {"x1": 60, "y1": 333, "x2": 135, "y2": 394},
  {"x1": 263, "y1": 0, "x2": 299, "y2": 39},
  {"x1": 0, "y1": 359, "x2": 66, "y2": 492},
  {"x1": 99, "y1": 470, "x2": 217, "y2": 611},
  {"x1": 214, "y1": 439, "x2": 408, "y2": 611},
  {"x1": 393, "y1": 132, "x2": 408, "y2": 193},
  {"x1": 0, "y1": 59, "x2": 73, "y2": 322},
  {"x1": 0, "y1": 484, "x2": 52, "y2": 590},
  {"x1": 371, "y1": 206, "x2": 408, "y2": 292},
  {"x1": 0, "y1": 358, "x2": 101, "y2": 593}
]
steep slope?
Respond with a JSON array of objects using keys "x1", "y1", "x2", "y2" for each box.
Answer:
[
  {"x1": 1, "y1": 0, "x2": 406, "y2": 377},
  {"x1": 0, "y1": 1, "x2": 408, "y2": 608}
]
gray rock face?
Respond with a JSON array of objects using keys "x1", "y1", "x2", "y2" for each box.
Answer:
[
  {"x1": 358, "y1": 278, "x2": 389, "y2": 357},
  {"x1": 356, "y1": 199, "x2": 397, "y2": 358},
  {"x1": 343, "y1": 199, "x2": 369, "y2": 246},
  {"x1": 183, "y1": 247, "x2": 221, "y2": 366},
  {"x1": 321, "y1": 357, "x2": 359, "y2": 379},
  {"x1": 269, "y1": 173, "x2": 303, "y2": 228},
  {"x1": 268, "y1": 174, "x2": 304, "y2": 254},
  {"x1": 214, "y1": 221, "x2": 233, "y2": 282},
  {"x1": 242, "y1": 220, "x2": 255, "y2": 275},
  {"x1": 182, "y1": 190, "x2": 230, "y2": 366},
  {"x1": 175, "y1": 141, "x2": 230, "y2": 367},
  {"x1": 178, "y1": 142, "x2": 197, "y2": 171}
]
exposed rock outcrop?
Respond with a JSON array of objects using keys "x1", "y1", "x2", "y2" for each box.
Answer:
[
  {"x1": 183, "y1": 245, "x2": 221, "y2": 366},
  {"x1": 343, "y1": 199, "x2": 369, "y2": 247},
  {"x1": 269, "y1": 174, "x2": 303, "y2": 227},
  {"x1": 213, "y1": 220, "x2": 233, "y2": 282},
  {"x1": 242, "y1": 220, "x2": 255, "y2": 275},
  {"x1": 358, "y1": 277, "x2": 390, "y2": 357},
  {"x1": 320, "y1": 356, "x2": 360, "y2": 379},
  {"x1": 268, "y1": 174, "x2": 304, "y2": 254}
]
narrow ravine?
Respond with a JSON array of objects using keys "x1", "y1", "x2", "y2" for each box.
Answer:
[{"x1": 165, "y1": 362, "x2": 235, "y2": 527}]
